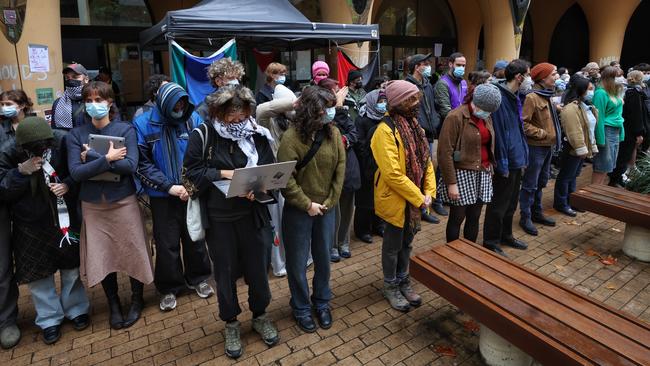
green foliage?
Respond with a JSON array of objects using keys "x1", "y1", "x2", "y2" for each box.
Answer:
[{"x1": 626, "y1": 152, "x2": 650, "y2": 194}]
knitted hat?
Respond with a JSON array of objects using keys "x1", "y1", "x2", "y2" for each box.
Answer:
[
  {"x1": 311, "y1": 61, "x2": 330, "y2": 78},
  {"x1": 348, "y1": 70, "x2": 363, "y2": 83},
  {"x1": 273, "y1": 84, "x2": 296, "y2": 101},
  {"x1": 531, "y1": 62, "x2": 556, "y2": 82},
  {"x1": 15, "y1": 117, "x2": 53, "y2": 146},
  {"x1": 156, "y1": 82, "x2": 195, "y2": 123},
  {"x1": 493, "y1": 60, "x2": 508, "y2": 71},
  {"x1": 473, "y1": 84, "x2": 502, "y2": 113},
  {"x1": 385, "y1": 80, "x2": 419, "y2": 107}
]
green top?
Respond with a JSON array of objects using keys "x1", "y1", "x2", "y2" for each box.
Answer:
[
  {"x1": 592, "y1": 87, "x2": 624, "y2": 145},
  {"x1": 277, "y1": 125, "x2": 346, "y2": 211}
]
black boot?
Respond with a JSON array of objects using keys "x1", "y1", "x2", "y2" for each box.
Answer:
[
  {"x1": 123, "y1": 278, "x2": 144, "y2": 328},
  {"x1": 101, "y1": 273, "x2": 124, "y2": 330}
]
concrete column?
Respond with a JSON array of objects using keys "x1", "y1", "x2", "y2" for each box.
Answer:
[
  {"x1": 0, "y1": 0, "x2": 64, "y2": 118},
  {"x1": 448, "y1": 0, "x2": 482, "y2": 72},
  {"x1": 577, "y1": 0, "x2": 640, "y2": 66},
  {"x1": 477, "y1": 0, "x2": 518, "y2": 71},
  {"x1": 319, "y1": 0, "x2": 358, "y2": 77},
  {"x1": 528, "y1": 0, "x2": 574, "y2": 64}
]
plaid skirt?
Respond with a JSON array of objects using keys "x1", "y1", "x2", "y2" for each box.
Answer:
[
  {"x1": 438, "y1": 169, "x2": 493, "y2": 206},
  {"x1": 13, "y1": 222, "x2": 80, "y2": 284}
]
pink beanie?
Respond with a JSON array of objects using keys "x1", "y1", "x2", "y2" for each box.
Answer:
[
  {"x1": 385, "y1": 80, "x2": 419, "y2": 107},
  {"x1": 312, "y1": 61, "x2": 330, "y2": 78}
]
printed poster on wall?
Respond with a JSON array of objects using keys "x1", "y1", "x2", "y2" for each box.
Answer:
[
  {"x1": 35, "y1": 88, "x2": 54, "y2": 105},
  {"x1": 28, "y1": 44, "x2": 49, "y2": 73}
]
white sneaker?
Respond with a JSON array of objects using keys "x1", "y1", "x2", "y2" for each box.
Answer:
[
  {"x1": 189, "y1": 281, "x2": 214, "y2": 299},
  {"x1": 160, "y1": 293, "x2": 177, "y2": 311},
  {"x1": 273, "y1": 268, "x2": 287, "y2": 277}
]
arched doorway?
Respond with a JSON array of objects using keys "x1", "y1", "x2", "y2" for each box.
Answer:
[
  {"x1": 548, "y1": 3, "x2": 589, "y2": 73},
  {"x1": 620, "y1": 1, "x2": 650, "y2": 69},
  {"x1": 374, "y1": 0, "x2": 456, "y2": 79}
]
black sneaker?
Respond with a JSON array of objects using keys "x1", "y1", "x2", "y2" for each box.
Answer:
[
  {"x1": 42, "y1": 325, "x2": 61, "y2": 345},
  {"x1": 72, "y1": 314, "x2": 90, "y2": 331},
  {"x1": 294, "y1": 315, "x2": 317, "y2": 333},
  {"x1": 502, "y1": 238, "x2": 528, "y2": 250},
  {"x1": 483, "y1": 244, "x2": 508, "y2": 257},
  {"x1": 315, "y1": 308, "x2": 332, "y2": 329},
  {"x1": 532, "y1": 214, "x2": 556, "y2": 227}
]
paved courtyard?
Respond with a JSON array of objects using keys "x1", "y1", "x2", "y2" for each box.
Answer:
[{"x1": 2, "y1": 166, "x2": 649, "y2": 366}]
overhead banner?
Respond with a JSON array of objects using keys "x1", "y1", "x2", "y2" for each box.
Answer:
[{"x1": 170, "y1": 39, "x2": 237, "y2": 105}]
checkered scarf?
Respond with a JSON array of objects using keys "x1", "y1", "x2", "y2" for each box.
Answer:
[
  {"x1": 53, "y1": 85, "x2": 83, "y2": 129},
  {"x1": 212, "y1": 117, "x2": 273, "y2": 167}
]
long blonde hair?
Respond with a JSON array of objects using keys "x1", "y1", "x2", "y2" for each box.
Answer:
[{"x1": 600, "y1": 66, "x2": 619, "y2": 97}]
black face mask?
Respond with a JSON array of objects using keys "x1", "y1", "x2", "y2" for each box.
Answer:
[
  {"x1": 22, "y1": 140, "x2": 52, "y2": 158},
  {"x1": 353, "y1": 81, "x2": 363, "y2": 89},
  {"x1": 64, "y1": 79, "x2": 83, "y2": 88}
]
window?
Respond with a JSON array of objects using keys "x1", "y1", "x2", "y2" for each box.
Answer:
[{"x1": 60, "y1": 0, "x2": 152, "y2": 27}]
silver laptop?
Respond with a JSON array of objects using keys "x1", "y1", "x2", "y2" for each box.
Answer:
[
  {"x1": 88, "y1": 134, "x2": 125, "y2": 182},
  {"x1": 213, "y1": 161, "x2": 297, "y2": 198}
]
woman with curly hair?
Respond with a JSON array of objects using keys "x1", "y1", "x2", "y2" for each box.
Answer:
[
  {"x1": 277, "y1": 86, "x2": 345, "y2": 333},
  {"x1": 183, "y1": 86, "x2": 278, "y2": 359}
]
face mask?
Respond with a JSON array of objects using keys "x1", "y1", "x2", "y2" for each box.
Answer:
[
  {"x1": 519, "y1": 76, "x2": 533, "y2": 93},
  {"x1": 170, "y1": 110, "x2": 184, "y2": 119},
  {"x1": 85, "y1": 102, "x2": 109, "y2": 119},
  {"x1": 555, "y1": 79, "x2": 567, "y2": 91},
  {"x1": 421, "y1": 65, "x2": 432, "y2": 78},
  {"x1": 584, "y1": 90, "x2": 594, "y2": 103},
  {"x1": 227, "y1": 79, "x2": 239, "y2": 86},
  {"x1": 376, "y1": 102, "x2": 387, "y2": 114},
  {"x1": 276, "y1": 75, "x2": 286, "y2": 85},
  {"x1": 322, "y1": 107, "x2": 336, "y2": 123},
  {"x1": 354, "y1": 81, "x2": 364, "y2": 89},
  {"x1": 1, "y1": 105, "x2": 18, "y2": 118},
  {"x1": 473, "y1": 108, "x2": 490, "y2": 120},
  {"x1": 453, "y1": 66, "x2": 465, "y2": 78},
  {"x1": 643, "y1": 74, "x2": 650, "y2": 82},
  {"x1": 314, "y1": 75, "x2": 328, "y2": 84},
  {"x1": 64, "y1": 79, "x2": 82, "y2": 88}
]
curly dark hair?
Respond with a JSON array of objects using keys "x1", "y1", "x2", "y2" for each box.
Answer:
[
  {"x1": 293, "y1": 86, "x2": 336, "y2": 144},
  {"x1": 144, "y1": 74, "x2": 171, "y2": 102}
]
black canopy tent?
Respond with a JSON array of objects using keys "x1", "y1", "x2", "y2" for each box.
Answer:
[{"x1": 139, "y1": 0, "x2": 380, "y2": 51}]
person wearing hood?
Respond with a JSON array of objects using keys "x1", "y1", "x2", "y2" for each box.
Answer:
[
  {"x1": 482, "y1": 59, "x2": 530, "y2": 256},
  {"x1": 311, "y1": 61, "x2": 330, "y2": 86},
  {"x1": 406, "y1": 53, "x2": 444, "y2": 223},
  {"x1": 51, "y1": 63, "x2": 90, "y2": 130},
  {"x1": 133, "y1": 82, "x2": 213, "y2": 312},
  {"x1": 353, "y1": 89, "x2": 387, "y2": 243},
  {"x1": 519, "y1": 62, "x2": 562, "y2": 236},
  {"x1": 343, "y1": 69, "x2": 367, "y2": 121},
  {"x1": 0, "y1": 117, "x2": 90, "y2": 345},
  {"x1": 256, "y1": 63, "x2": 288, "y2": 105},
  {"x1": 195, "y1": 58, "x2": 245, "y2": 123}
]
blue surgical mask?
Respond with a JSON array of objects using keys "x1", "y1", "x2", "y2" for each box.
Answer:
[
  {"x1": 227, "y1": 79, "x2": 239, "y2": 86},
  {"x1": 376, "y1": 102, "x2": 387, "y2": 114},
  {"x1": 85, "y1": 102, "x2": 109, "y2": 119},
  {"x1": 473, "y1": 109, "x2": 490, "y2": 120},
  {"x1": 421, "y1": 65, "x2": 432, "y2": 78},
  {"x1": 584, "y1": 90, "x2": 594, "y2": 102},
  {"x1": 276, "y1": 75, "x2": 286, "y2": 85},
  {"x1": 323, "y1": 107, "x2": 336, "y2": 123},
  {"x1": 1, "y1": 105, "x2": 18, "y2": 118},
  {"x1": 643, "y1": 75, "x2": 650, "y2": 82},
  {"x1": 453, "y1": 66, "x2": 465, "y2": 78},
  {"x1": 555, "y1": 79, "x2": 567, "y2": 91}
]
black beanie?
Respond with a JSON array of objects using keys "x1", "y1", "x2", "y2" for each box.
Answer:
[
  {"x1": 348, "y1": 70, "x2": 363, "y2": 83},
  {"x1": 15, "y1": 117, "x2": 53, "y2": 146}
]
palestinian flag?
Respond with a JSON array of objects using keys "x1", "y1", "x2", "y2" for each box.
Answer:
[{"x1": 171, "y1": 39, "x2": 237, "y2": 105}]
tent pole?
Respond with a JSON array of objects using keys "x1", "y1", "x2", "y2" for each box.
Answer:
[
  {"x1": 289, "y1": 45, "x2": 293, "y2": 85},
  {"x1": 376, "y1": 38, "x2": 381, "y2": 78}
]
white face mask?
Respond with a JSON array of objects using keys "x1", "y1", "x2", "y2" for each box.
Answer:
[
  {"x1": 519, "y1": 76, "x2": 533, "y2": 93},
  {"x1": 227, "y1": 79, "x2": 239, "y2": 86}
]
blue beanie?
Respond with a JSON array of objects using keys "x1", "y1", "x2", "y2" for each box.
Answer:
[
  {"x1": 156, "y1": 82, "x2": 195, "y2": 123},
  {"x1": 494, "y1": 60, "x2": 509, "y2": 71}
]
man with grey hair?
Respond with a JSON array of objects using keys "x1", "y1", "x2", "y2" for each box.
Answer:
[{"x1": 585, "y1": 61, "x2": 601, "y2": 86}]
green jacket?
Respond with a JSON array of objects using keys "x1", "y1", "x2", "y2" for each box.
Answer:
[
  {"x1": 593, "y1": 87, "x2": 624, "y2": 145},
  {"x1": 278, "y1": 125, "x2": 346, "y2": 211}
]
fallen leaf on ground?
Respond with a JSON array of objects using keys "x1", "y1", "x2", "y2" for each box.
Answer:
[
  {"x1": 600, "y1": 255, "x2": 618, "y2": 265},
  {"x1": 564, "y1": 220, "x2": 581, "y2": 226},
  {"x1": 585, "y1": 249, "x2": 600, "y2": 257},
  {"x1": 433, "y1": 345, "x2": 458, "y2": 357},
  {"x1": 463, "y1": 320, "x2": 480, "y2": 333},
  {"x1": 563, "y1": 250, "x2": 578, "y2": 261},
  {"x1": 554, "y1": 264, "x2": 565, "y2": 270},
  {"x1": 606, "y1": 284, "x2": 617, "y2": 290},
  {"x1": 611, "y1": 228, "x2": 622, "y2": 233}
]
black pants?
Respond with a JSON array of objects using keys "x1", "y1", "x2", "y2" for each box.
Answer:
[
  {"x1": 609, "y1": 138, "x2": 637, "y2": 186},
  {"x1": 0, "y1": 205, "x2": 18, "y2": 329},
  {"x1": 353, "y1": 208, "x2": 385, "y2": 237},
  {"x1": 483, "y1": 169, "x2": 523, "y2": 246},
  {"x1": 150, "y1": 197, "x2": 211, "y2": 295},
  {"x1": 206, "y1": 213, "x2": 272, "y2": 321},
  {"x1": 446, "y1": 203, "x2": 484, "y2": 243}
]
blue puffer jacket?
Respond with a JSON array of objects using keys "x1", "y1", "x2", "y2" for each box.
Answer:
[
  {"x1": 134, "y1": 82, "x2": 200, "y2": 198},
  {"x1": 491, "y1": 81, "x2": 529, "y2": 176}
]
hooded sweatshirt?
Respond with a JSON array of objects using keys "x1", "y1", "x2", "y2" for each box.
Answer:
[
  {"x1": 490, "y1": 81, "x2": 529, "y2": 176},
  {"x1": 133, "y1": 82, "x2": 200, "y2": 197}
]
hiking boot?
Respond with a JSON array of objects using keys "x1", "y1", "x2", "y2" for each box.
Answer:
[
  {"x1": 382, "y1": 282, "x2": 410, "y2": 312},
  {"x1": 160, "y1": 293, "x2": 177, "y2": 312},
  {"x1": 399, "y1": 279, "x2": 422, "y2": 307},
  {"x1": 0, "y1": 325, "x2": 20, "y2": 349},
  {"x1": 224, "y1": 321, "x2": 242, "y2": 359},
  {"x1": 252, "y1": 314, "x2": 279, "y2": 347},
  {"x1": 189, "y1": 281, "x2": 214, "y2": 299}
]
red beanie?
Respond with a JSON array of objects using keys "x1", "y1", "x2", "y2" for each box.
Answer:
[
  {"x1": 530, "y1": 62, "x2": 556, "y2": 82},
  {"x1": 385, "y1": 80, "x2": 419, "y2": 107}
]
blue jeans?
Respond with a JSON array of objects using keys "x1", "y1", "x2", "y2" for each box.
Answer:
[
  {"x1": 27, "y1": 268, "x2": 89, "y2": 329},
  {"x1": 283, "y1": 204, "x2": 334, "y2": 318},
  {"x1": 520, "y1": 145, "x2": 552, "y2": 219},
  {"x1": 553, "y1": 150, "x2": 584, "y2": 210}
]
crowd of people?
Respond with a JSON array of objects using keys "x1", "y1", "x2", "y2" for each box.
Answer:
[{"x1": 0, "y1": 53, "x2": 648, "y2": 360}]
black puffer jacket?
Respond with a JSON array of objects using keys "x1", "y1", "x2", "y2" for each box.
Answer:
[
  {"x1": 333, "y1": 107, "x2": 361, "y2": 192},
  {"x1": 406, "y1": 74, "x2": 441, "y2": 141}
]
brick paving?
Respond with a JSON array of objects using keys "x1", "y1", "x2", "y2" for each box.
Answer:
[{"x1": 2, "y1": 166, "x2": 649, "y2": 365}]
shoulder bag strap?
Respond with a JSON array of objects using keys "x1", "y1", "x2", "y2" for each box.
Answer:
[{"x1": 295, "y1": 128, "x2": 325, "y2": 171}]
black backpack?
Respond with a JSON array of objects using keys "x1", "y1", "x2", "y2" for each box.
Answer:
[{"x1": 363, "y1": 116, "x2": 398, "y2": 181}]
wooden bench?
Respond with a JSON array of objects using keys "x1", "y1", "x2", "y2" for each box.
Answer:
[
  {"x1": 571, "y1": 184, "x2": 650, "y2": 262},
  {"x1": 410, "y1": 239, "x2": 650, "y2": 366}
]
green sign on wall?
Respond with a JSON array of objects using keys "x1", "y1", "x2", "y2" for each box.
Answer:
[{"x1": 35, "y1": 88, "x2": 54, "y2": 105}]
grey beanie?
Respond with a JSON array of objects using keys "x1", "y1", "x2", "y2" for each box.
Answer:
[{"x1": 473, "y1": 84, "x2": 501, "y2": 113}]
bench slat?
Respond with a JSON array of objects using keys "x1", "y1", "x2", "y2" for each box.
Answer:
[
  {"x1": 440, "y1": 243, "x2": 650, "y2": 364},
  {"x1": 571, "y1": 193, "x2": 650, "y2": 228},
  {"x1": 582, "y1": 184, "x2": 650, "y2": 205}
]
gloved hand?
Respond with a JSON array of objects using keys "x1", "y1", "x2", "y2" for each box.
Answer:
[{"x1": 18, "y1": 157, "x2": 43, "y2": 175}]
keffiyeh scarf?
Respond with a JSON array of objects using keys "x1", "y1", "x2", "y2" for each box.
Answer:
[
  {"x1": 41, "y1": 151, "x2": 78, "y2": 247},
  {"x1": 213, "y1": 117, "x2": 274, "y2": 167},
  {"x1": 54, "y1": 85, "x2": 83, "y2": 129}
]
